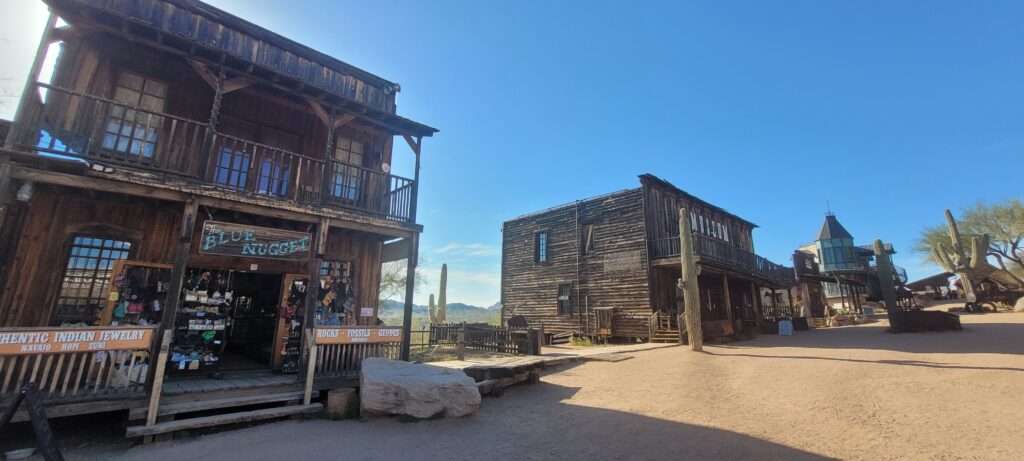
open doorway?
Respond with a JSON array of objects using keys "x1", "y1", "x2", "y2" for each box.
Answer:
[{"x1": 221, "y1": 272, "x2": 282, "y2": 371}]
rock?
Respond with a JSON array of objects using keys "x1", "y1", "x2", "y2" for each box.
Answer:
[
  {"x1": 360, "y1": 358, "x2": 481, "y2": 419},
  {"x1": 325, "y1": 388, "x2": 359, "y2": 419},
  {"x1": 1014, "y1": 297, "x2": 1024, "y2": 313}
]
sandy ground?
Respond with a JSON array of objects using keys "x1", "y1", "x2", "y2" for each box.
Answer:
[{"x1": 16, "y1": 309, "x2": 1024, "y2": 461}]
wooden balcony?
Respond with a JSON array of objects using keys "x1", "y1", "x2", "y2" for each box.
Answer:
[
  {"x1": 651, "y1": 233, "x2": 793, "y2": 286},
  {"x1": 10, "y1": 83, "x2": 416, "y2": 224}
]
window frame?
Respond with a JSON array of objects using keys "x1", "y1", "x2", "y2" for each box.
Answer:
[
  {"x1": 52, "y1": 234, "x2": 135, "y2": 326},
  {"x1": 534, "y1": 230, "x2": 550, "y2": 264},
  {"x1": 102, "y1": 71, "x2": 167, "y2": 159},
  {"x1": 557, "y1": 283, "x2": 574, "y2": 315}
]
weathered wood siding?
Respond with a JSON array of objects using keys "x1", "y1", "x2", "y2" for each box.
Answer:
[
  {"x1": 0, "y1": 184, "x2": 388, "y2": 327},
  {"x1": 0, "y1": 185, "x2": 180, "y2": 327},
  {"x1": 501, "y1": 189, "x2": 652, "y2": 338},
  {"x1": 44, "y1": 31, "x2": 391, "y2": 166}
]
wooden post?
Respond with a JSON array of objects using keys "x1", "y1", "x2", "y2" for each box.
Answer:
[
  {"x1": 144, "y1": 331, "x2": 173, "y2": 428},
  {"x1": 721, "y1": 273, "x2": 734, "y2": 323},
  {"x1": 302, "y1": 334, "x2": 317, "y2": 405},
  {"x1": 23, "y1": 384, "x2": 64, "y2": 461},
  {"x1": 751, "y1": 282, "x2": 763, "y2": 330},
  {"x1": 5, "y1": 13, "x2": 57, "y2": 150},
  {"x1": 149, "y1": 199, "x2": 197, "y2": 388},
  {"x1": 787, "y1": 287, "x2": 795, "y2": 316},
  {"x1": 399, "y1": 233, "x2": 419, "y2": 361},
  {"x1": 678, "y1": 207, "x2": 702, "y2": 351},
  {"x1": 301, "y1": 218, "x2": 327, "y2": 391},
  {"x1": 456, "y1": 322, "x2": 466, "y2": 361}
]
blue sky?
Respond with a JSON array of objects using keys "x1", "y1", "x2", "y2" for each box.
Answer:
[{"x1": 3, "y1": 0, "x2": 1022, "y2": 306}]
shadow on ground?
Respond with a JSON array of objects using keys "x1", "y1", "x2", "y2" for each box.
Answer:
[
  {"x1": 718, "y1": 318, "x2": 1024, "y2": 356},
  {"x1": 92, "y1": 382, "x2": 835, "y2": 461}
]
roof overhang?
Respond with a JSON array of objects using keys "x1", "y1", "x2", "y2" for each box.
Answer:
[{"x1": 46, "y1": 0, "x2": 438, "y2": 138}]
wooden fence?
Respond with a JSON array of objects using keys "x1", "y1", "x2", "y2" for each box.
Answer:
[
  {"x1": 421, "y1": 323, "x2": 524, "y2": 355},
  {"x1": 0, "y1": 326, "x2": 155, "y2": 402},
  {"x1": 310, "y1": 326, "x2": 403, "y2": 378}
]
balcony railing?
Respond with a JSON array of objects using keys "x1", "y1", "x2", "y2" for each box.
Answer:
[
  {"x1": 652, "y1": 233, "x2": 793, "y2": 286},
  {"x1": 12, "y1": 83, "x2": 416, "y2": 223}
]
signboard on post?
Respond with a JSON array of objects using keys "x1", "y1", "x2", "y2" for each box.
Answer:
[
  {"x1": 0, "y1": 327, "x2": 155, "y2": 355},
  {"x1": 313, "y1": 327, "x2": 402, "y2": 345},
  {"x1": 199, "y1": 220, "x2": 312, "y2": 260}
]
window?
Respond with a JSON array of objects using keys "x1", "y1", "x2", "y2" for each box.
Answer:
[
  {"x1": 214, "y1": 147, "x2": 251, "y2": 190},
  {"x1": 53, "y1": 236, "x2": 132, "y2": 326},
  {"x1": 330, "y1": 136, "x2": 365, "y2": 201},
  {"x1": 535, "y1": 231, "x2": 549, "y2": 263},
  {"x1": 256, "y1": 157, "x2": 289, "y2": 197},
  {"x1": 582, "y1": 224, "x2": 594, "y2": 256},
  {"x1": 557, "y1": 284, "x2": 573, "y2": 315},
  {"x1": 102, "y1": 72, "x2": 166, "y2": 158}
]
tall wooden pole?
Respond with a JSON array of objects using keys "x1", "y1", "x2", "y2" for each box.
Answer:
[
  {"x1": 722, "y1": 273, "x2": 734, "y2": 324},
  {"x1": 399, "y1": 233, "x2": 418, "y2": 361},
  {"x1": 678, "y1": 207, "x2": 702, "y2": 351}
]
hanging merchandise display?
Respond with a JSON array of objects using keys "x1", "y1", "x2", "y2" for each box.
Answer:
[
  {"x1": 102, "y1": 261, "x2": 173, "y2": 326},
  {"x1": 278, "y1": 276, "x2": 307, "y2": 374},
  {"x1": 170, "y1": 269, "x2": 232, "y2": 374},
  {"x1": 316, "y1": 261, "x2": 356, "y2": 326}
]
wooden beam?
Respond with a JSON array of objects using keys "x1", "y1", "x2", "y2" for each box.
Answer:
[
  {"x1": 189, "y1": 60, "x2": 219, "y2": 90},
  {"x1": 10, "y1": 166, "x2": 187, "y2": 202},
  {"x1": 304, "y1": 96, "x2": 331, "y2": 127},
  {"x1": 402, "y1": 135, "x2": 421, "y2": 155},
  {"x1": 222, "y1": 77, "x2": 254, "y2": 94},
  {"x1": 334, "y1": 114, "x2": 356, "y2": 130},
  {"x1": 678, "y1": 207, "x2": 702, "y2": 351}
]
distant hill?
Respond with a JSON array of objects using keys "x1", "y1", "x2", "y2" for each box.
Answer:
[{"x1": 378, "y1": 299, "x2": 500, "y2": 328}]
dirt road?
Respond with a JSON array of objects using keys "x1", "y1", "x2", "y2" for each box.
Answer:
[{"x1": 85, "y1": 312, "x2": 1024, "y2": 460}]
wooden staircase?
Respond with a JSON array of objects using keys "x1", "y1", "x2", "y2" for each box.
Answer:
[{"x1": 649, "y1": 311, "x2": 681, "y2": 344}]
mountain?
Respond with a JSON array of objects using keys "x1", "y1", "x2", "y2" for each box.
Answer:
[{"x1": 377, "y1": 299, "x2": 500, "y2": 328}]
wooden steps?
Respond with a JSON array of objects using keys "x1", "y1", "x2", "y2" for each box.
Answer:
[
  {"x1": 126, "y1": 403, "x2": 322, "y2": 438},
  {"x1": 650, "y1": 329, "x2": 680, "y2": 344},
  {"x1": 128, "y1": 390, "x2": 305, "y2": 420}
]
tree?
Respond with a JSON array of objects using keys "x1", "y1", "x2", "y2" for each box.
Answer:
[
  {"x1": 917, "y1": 199, "x2": 1024, "y2": 287},
  {"x1": 378, "y1": 260, "x2": 427, "y2": 301}
]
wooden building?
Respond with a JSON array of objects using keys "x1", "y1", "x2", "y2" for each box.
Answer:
[
  {"x1": 793, "y1": 214, "x2": 905, "y2": 314},
  {"x1": 501, "y1": 174, "x2": 794, "y2": 343},
  {"x1": 0, "y1": 0, "x2": 435, "y2": 434}
]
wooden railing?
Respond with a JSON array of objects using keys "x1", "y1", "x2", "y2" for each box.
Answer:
[
  {"x1": 14, "y1": 83, "x2": 417, "y2": 223},
  {"x1": 652, "y1": 233, "x2": 794, "y2": 286},
  {"x1": 0, "y1": 326, "x2": 155, "y2": 402},
  {"x1": 427, "y1": 323, "x2": 523, "y2": 355},
  {"x1": 311, "y1": 326, "x2": 403, "y2": 378}
]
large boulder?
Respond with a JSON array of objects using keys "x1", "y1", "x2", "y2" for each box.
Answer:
[
  {"x1": 1014, "y1": 297, "x2": 1024, "y2": 313},
  {"x1": 360, "y1": 358, "x2": 481, "y2": 419}
]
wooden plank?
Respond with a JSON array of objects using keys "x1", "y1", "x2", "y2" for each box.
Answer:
[
  {"x1": 130, "y1": 390, "x2": 305, "y2": 420},
  {"x1": 144, "y1": 331, "x2": 172, "y2": 427},
  {"x1": 126, "y1": 403, "x2": 323, "y2": 438}
]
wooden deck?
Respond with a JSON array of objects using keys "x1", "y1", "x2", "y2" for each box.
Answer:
[{"x1": 162, "y1": 372, "x2": 300, "y2": 396}]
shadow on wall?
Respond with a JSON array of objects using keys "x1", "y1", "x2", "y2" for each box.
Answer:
[
  {"x1": 716, "y1": 320, "x2": 1024, "y2": 356},
  {"x1": 110, "y1": 382, "x2": 836, "y2": 461}
]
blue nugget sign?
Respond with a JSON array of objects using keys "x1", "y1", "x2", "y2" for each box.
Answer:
[{"x1": 200, "y1": 220, "x2": 312, "y2": 260}]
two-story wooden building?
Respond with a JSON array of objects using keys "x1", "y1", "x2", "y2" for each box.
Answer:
[
  {"x1": 0, "y1": 0, "x2": 435, "y2": 434},
  {"x1": 501, "y1": 174, "x2": 793, "y2": 343}
]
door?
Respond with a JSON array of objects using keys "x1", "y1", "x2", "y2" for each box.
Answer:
[{"x1": 273, "y1": 274, "x2": 308, "y2": 372}]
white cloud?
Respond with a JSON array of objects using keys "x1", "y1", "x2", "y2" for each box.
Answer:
[{"x1": 433, "y1": 242, "x2": 497, "y2": 257}]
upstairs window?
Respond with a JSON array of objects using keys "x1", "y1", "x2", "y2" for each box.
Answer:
[
  {"x1": 557, "y1": 283, "x2": 573, "y2": 315},
  {"x1": 535, "y1": 231, "x2": 549, "y2": 264},
  {"x1": 103, "y1": 72, "x2": 166, "y2": 158},
  {"x1": 330, "y1": 136, "x2": 365, "y2": 201},
  {"x1": 53, "y1": 236, "x2": 132, "y2": 326}
]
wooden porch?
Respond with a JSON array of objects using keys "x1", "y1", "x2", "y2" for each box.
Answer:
[{"x1": 0, "y1": 325, "x2": 402, "y2": 437}]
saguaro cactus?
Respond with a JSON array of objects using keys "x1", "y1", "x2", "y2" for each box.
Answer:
[
  {"x1": 436, "y1": 264, "x2": 448, "y2": 323},
  {"x1": 428, "y1": 294, "x2": 438, "y2": 324},
  {"x1": 932, "y1": 209, "x2": 1022, "y2": 300}
]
